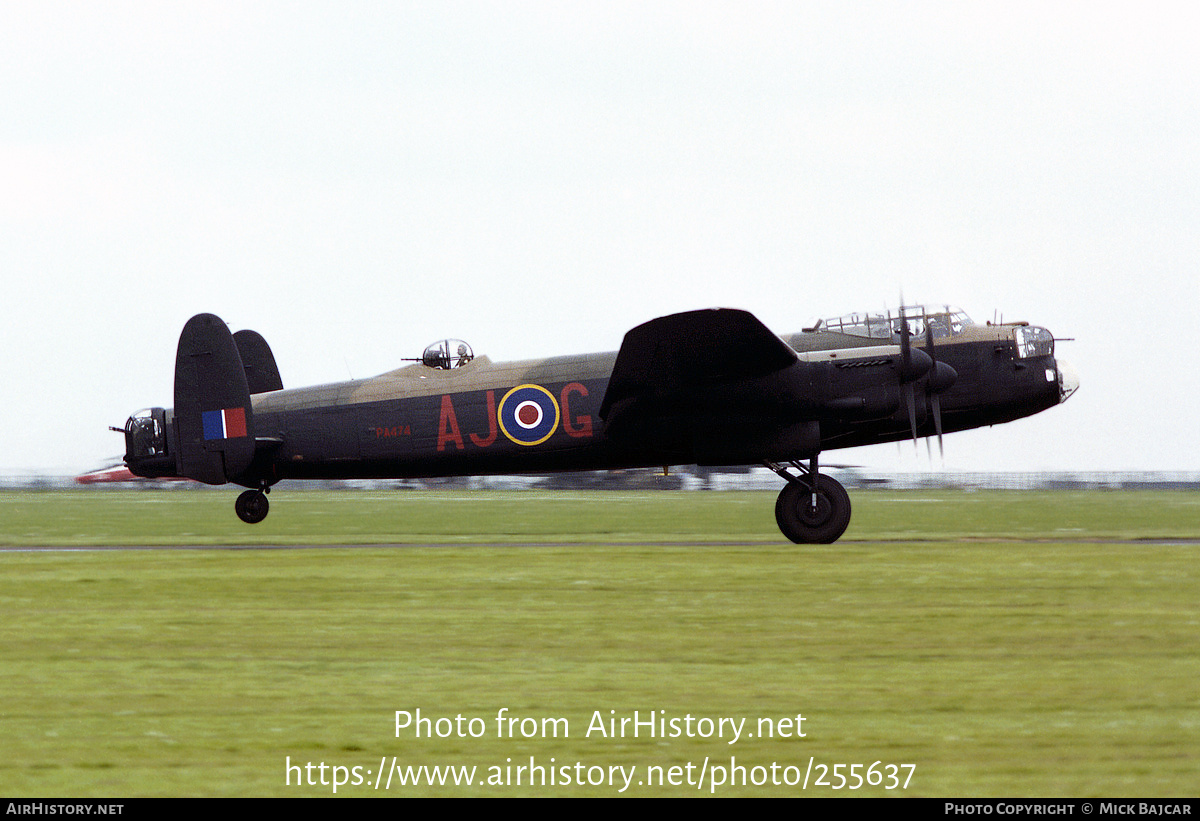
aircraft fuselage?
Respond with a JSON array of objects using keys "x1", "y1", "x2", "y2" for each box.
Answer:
[{"x1": 120, "y1": 306, "x2": 1077, "y2": 542}]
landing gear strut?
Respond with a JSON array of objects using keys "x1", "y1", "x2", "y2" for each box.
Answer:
[
  {"x1": 766, "y1": 457, "x2": 851, "y2": 544},
  {"x1": 235, "y1": 485, "x2": 270, "y2": 524}
]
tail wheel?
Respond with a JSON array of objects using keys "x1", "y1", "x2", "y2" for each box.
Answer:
[
  {"x1": 235, "y1": 489, "x2": 270, "y2": 524},
  {"x1": 775, "y1": 475, "x2": 851, "y2": 544}
]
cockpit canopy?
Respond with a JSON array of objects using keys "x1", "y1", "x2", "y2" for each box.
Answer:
[
  {"x1": 810, "y1": 305, "x2": 973, "y2": 341},
  {"x1": 421, "y1": 339, "x2": 474, "y2": 370}
]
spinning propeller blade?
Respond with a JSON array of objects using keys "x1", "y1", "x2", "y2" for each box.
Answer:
[
  {"x1": 899, "y1": 305, "x2": 921, "y2": 447},
  {"x1": 894, "y1": 301, "x2": 953, "y2": 454},
  {"x1": 925, "y1": 316, "x2": 943, "y2": 457},
  {"x1": 923, "y1": 309, "x2": 957, "y2": 458}
]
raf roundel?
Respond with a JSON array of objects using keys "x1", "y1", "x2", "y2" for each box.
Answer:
[{"x1": 498, "y1": 384, "x2": 561, "y2": 446}]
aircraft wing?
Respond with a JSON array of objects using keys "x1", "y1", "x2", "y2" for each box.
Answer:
[{"x1": 598, "y1": 308, "x2": 799, "y2": 421}]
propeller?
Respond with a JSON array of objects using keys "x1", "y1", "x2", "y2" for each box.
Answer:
[
  {"x1": 923, "y1": 309, "x2": 958, "y2": 457},
  {"x1": 891, "y1": 304, "x2": 958, "y2": 455},
  {"x1": 895, "y1": 305, "x2": 932, "y2": 447}
]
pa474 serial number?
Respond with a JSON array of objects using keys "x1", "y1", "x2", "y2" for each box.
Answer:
[{"x1": 806, "y1": 760, "x2": 915, "y2": 790}]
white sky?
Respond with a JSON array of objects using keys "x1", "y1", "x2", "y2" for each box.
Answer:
[{"x1": 2, "y1": 1, "x2": 1197, "y2": 475}]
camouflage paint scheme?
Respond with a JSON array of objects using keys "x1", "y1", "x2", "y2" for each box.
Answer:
[{"x1": 121, "y1": 306, "x2": 1077, "y2": 542}]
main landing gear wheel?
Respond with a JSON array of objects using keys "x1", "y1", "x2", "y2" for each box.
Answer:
[
  {"x1": 775, "y1": 474, "x2": 851, "y2": 544},
  {"x1": 235, "y1": 489, "x2": 270, "y2": 524}
]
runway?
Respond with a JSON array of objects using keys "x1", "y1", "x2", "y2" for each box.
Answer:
[{"x1": 6, "y1": 538, "x2": 1200, "y2": 552}]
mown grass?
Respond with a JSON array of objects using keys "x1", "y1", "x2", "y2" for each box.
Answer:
[
  {"x1": 2, "y1": 487, "x2": 1197, "y2": 545},
  {"x1": 0, "y1": 488, "x2": 1197, "y2": 796}
]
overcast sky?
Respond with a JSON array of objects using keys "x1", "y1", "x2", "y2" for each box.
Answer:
[{"x1": 3, "y1": 1, "x2": 1197, "y2": 476}]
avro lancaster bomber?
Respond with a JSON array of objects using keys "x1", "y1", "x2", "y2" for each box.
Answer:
[{"x1": 119, "y1": 306, "x2": 1077, "y2": 543}]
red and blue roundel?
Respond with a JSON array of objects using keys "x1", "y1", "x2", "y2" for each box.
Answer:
[{"x1": 498, "y1": 384, "x2": 561, "y2": 446}]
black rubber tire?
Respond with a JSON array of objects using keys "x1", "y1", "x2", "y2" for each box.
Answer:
[
  {"x1": 235, "y1": 490, "x2": 270, "y2": 524},
  {"x1": 774, "y1": 475, "x2": 851, "y2": 544}
]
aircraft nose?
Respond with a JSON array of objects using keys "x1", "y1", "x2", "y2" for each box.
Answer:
[{"x1": 1056, "y1": 359, "x2": 1079, "y2": 403}]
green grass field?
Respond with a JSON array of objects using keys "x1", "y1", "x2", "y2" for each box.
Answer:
[{"x1": 1, "y1": 488, "x2": 1198, "y2": 796}]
